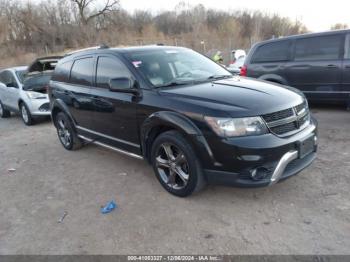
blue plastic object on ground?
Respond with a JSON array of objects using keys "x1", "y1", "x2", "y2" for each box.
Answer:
[{"x1": 101, "y1": 201, "x2": 117, "y2": 214}]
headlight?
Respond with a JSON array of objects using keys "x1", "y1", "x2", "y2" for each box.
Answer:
[
  {"x1": 204, "y1": 116, "x2": 268, "y2": 137},
  {"x1": 26, "y1": 91, "x2": 46, "y2": 99}
]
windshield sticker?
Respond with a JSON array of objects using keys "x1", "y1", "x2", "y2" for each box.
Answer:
[{"x1": 132, "y1": 61, "x2": 142, "y2": 68}]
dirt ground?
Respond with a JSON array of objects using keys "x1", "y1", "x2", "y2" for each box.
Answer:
[{"x1": 0, "y1": 105, "x2": 349, "y2": 255}]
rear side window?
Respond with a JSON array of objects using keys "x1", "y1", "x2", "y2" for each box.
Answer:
[
  {"x1": 294, "y1": 35, "x2": 342, "y2": 61},
  {"x1": 52, "y1": 60, "x2": 73, "y2": 82},
  {"x1": 0, "y1": 71, "x2": 17, "y2": 88},
  {"x1": 70, "y1": 57, "x2": 94, "y2": 86},
  {"x1": 96, "y1": 56, "x2": 131, "y2": 89},
  {"x1": 251, "y1": 40, "x2": 291, "y2": 63}
]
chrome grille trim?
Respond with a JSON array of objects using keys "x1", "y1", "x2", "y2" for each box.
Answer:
[{"x1": 262, "y1": 101, "x2": 310, "y2": 136}]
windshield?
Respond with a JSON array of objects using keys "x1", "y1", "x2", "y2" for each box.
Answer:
[
  {"x1": 128, "y1": 49, "x2": 232, "y2": 88},
  {"x1": 15, "y1": 70, "x2": 27, "y2": 84}
]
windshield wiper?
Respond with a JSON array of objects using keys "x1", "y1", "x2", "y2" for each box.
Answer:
[
  {"x1": 207, "y1": 75, "x2": 233, "y2": 80},
  {"x1": 156, "y1": 80, "x2": 191, "y2": 88}
]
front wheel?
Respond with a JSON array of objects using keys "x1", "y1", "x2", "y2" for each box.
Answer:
[
  {"x1": 20, "y1": 103, "x2": 34, "y2": 125},
  {"x1": 55, "y1": 112, "x2": 82, "y2": 150},
  {"x1": 151, "y1": 130, "x2": 206, "y2": 197}
]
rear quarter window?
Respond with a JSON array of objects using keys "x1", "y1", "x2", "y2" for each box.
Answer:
[
  {"x1": 251, "y1": 40, "x2": 291, "y2": 63},
  {"x1": 52, "y1": 60, "x2": 73, "y2": 83}
]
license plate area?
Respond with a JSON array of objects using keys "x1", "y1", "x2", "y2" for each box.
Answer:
[{"x1": 298, "y1": 135, "x2": 315, "y2": 159}]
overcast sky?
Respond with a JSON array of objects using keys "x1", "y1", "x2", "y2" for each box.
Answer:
[{"x1": 120, "y1": 0, "x2": 349, "y2": 32}]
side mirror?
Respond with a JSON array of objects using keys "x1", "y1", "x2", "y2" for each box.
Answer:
[
  {"x1": 6, "y1": 82, "x2": 17, "y2": 88},
  {"x1": 109, "y1": 77, "x2": 139, "y2": 95}
]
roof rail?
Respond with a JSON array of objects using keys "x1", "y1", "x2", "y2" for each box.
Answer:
[{"x1": 65, "y1": 45, "x2": 110, "y2": 56}]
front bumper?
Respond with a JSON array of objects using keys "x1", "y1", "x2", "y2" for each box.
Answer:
[
  {"x1": 26, "y1": 98, "x2": 51, "y2": 116},
  {"x1": 202, "y1": 118, "x2": 318, "y2": 187}
]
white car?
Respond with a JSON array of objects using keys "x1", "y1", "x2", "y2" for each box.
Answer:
[
  {"x1": 227, "y1": 56, "x2": 246, "y2": 75},
  {"x1": 0, "y1": 66, "x2": 51, "y2": 125}
]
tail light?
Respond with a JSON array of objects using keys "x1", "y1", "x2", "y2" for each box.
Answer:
[{"x1": 240, "y1": 65, "x2": 247, "y2": 76}]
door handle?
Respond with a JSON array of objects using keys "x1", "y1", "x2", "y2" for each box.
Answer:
[
  {"x1": 345, "y1": 65, "x2": 350, "y2": 69},
  {"x1": 326, "y1": 64, "x2": 337, "y2": 68}
]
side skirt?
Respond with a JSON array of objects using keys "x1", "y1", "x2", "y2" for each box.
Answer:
[{"x1": 78, "y1": 134, "x2": 144, "y2": 160}]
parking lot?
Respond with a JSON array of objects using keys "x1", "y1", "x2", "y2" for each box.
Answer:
[{"x1": 0, "y1": 105, "x2": 349, "y2": 255}]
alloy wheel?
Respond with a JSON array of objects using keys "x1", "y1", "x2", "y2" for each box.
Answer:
[
  {"x1": 21, "y1": 105, "x2": 29, "y2": 123},
  {"x1": 57, "y1": 118, "x2": 72, "y2": 147},
  {"x1": 155, "y1": 143, "x2": 190, "y2": 190}
]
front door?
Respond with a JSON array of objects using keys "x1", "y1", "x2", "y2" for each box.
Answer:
[
  {"x1": 89, "y1": 55, "x2": 140, "y2": 154},
  {"x1": 285, "y1": 34, "x2": 343, "y2": 101}
]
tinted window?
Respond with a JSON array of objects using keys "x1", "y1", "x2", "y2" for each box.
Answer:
[
  {"x1": 295, "y1": 35, "x2": 342, "y2": 61},
  {"x1": 52, "y1": 60, "x2": 73, "y2": 82},
  {"x1": 70, "y1": 57, "x2": 93, "y2": 86},
  {"x1": 0, "y1": 71, "x2": 17, "y2": 88},
  {"x1": 251, "y1": 41, "x2": 291, "y2": 63},
  {"x1": 345, "y1": 34, "x2": 350, "y2": 59},
  {"x1": 96, "y1": 56, "x2": 131, "y2": 88},
  {"x1": 129, "y1": 49, "x2": 231, "y2": 87}
]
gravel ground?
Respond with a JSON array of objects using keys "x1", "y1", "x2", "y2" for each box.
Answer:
[{"x1": 0, "y1": 105, "x2": 349, "y2": 255}]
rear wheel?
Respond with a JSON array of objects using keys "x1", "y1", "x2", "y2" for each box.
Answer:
[
  {"x1": 55, "y1": 112, "x2": 82, "y2": 150},
  {"x1": 0, "y1": 100, "x2": 11, "y2": 118},
  {"x1": 20, "y1": 103, "x2": 34, "y2": 126},
  {"x1": 151, "y1": 130, "x2": 206, "y2": 197}
]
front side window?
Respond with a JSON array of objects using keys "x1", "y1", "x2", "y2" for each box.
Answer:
[
  {"x1": 128, "y1": 49, "x2": 231, "y2": 88},
  {"x1": 251, "y1": 41, "x2": 291, "y2": 63},
  {"x1": 96, "y1": 56, "x2": 132, "y2": 89},
  {"x1": 294, "y1": 35, "x2": 342, "y2": 61},
  {"x1": 70, "y1": 57, "x2": 94, "y2": 86}
]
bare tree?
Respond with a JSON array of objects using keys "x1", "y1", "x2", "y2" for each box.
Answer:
[{"x1": 71, "y1": 0, "x2": 119, "y2": 25}]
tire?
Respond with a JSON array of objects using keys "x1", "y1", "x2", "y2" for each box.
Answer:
[
  {"x1": 20, "y1": 102, "x2": 34, "y2": 126},
  {"x1": 0, "y1": 100, "x2": 11, "y2": 118},
  {"x1": 54, "y1": 112, "x2": 83, "y2": 151},
  {"x1": 151, "y1": 130, "x2": 206, "y2": 197}
]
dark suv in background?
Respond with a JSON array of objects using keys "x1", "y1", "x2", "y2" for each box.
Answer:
[
  {"x1": 242, "y1": 30, "x2": 350, "y2": 107},
  {"x1": 49, "y1": 46, "x2": 317, "y2": 197}
]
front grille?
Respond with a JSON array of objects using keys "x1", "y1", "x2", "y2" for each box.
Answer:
[
  {"x1": 39, "y1": 103, "x2": 50, "y2": 112},
  {"x1": 262, "y1": 101, "x2": 310, "y2": 136},
  {"x1": 262, "y1": 108, "x2": 294, "y2": 122}
]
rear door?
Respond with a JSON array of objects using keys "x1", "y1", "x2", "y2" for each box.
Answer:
[
  {"x1": 342, "y1": 33, "x2": 350, "y2": 99},
  {"x1": 88, "y1": 55, "x2": 140, "y2": 154},
  {"x1": 285, "y1": 34, "x2": 343, "y2": 101},
  {"x1": 52, "y1": 57, "x2": 95, "y2": 129}
]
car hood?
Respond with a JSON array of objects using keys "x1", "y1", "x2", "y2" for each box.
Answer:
[{"x1": 159, "y1": 77, "x2": 304, "y2": 117}]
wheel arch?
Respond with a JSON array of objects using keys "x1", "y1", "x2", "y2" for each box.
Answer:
[
  {"x1": 141, "y1": 111, "x2": 216, "y2": 166},
  {"x1": 258, "y1": 74, "x2": 288, "y2": 85},
  {"x1": 51, "y1": 99, "x2": 76, "y2": 128}
]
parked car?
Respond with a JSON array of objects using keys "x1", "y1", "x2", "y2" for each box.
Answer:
[
  {"x1": 241, "y1": 29, "x2": 350, "y2": 107},
  {"x1": 227, "y1": 56, "x2": 246, "y2": 75},
  {"x1": 0, "y1": 56, "x2": 61, "y2": 125},
  {"x1": 49, "y1": 46, "x2": 318, "y2": 197}
]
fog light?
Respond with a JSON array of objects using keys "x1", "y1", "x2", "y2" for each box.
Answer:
[
  {"x1": 314, "y1": 135, "x2": 318, "y2": 145},
  {"x1": 250, "y1": 167, "x2": 271, "y2": 181}
]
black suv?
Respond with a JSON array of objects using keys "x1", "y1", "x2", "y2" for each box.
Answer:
[
  {"x1": 242, "y1": 29, "x2": 350, "y2": 106},
  {"x1": 49, "y1": 46, "x2": 318, "y2": 197}
]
